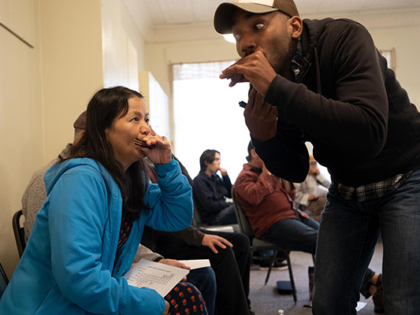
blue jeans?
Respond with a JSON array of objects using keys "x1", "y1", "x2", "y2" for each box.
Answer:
[
  {"x1": 188, "y1": 267, "x2": 217, "y2": 315},
  {"x1": 259, "y1": 213, "x2": 319, "y2": 255},
  {"x1": 313, "y1": 169, "x2": 420, "y2": 315},
  {"x1": 210, "y1": 204, "x2": 238, "y2": 225}
]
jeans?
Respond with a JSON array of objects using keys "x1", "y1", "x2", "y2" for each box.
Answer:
[
  {"x1": 188, "y1": 267, "x2": 217, "y2": 315},
  {"x1": 259, "y1": 213, "x2": 320, "y2": 255},
  {"x1": 313, "y1": 169, "x2": 420, "y2": 315},
  {"x1": 156, "y1": 231, "x2": 251, "y2": 315},
  {"x1": 210, "y1": 204, "x2": 238, "y2": 225}
]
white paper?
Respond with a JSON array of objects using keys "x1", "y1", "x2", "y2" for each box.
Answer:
[
  {"x1": 125, "y1": 260, "x2": 189, "y2": 297},
  {"x1": 356, "y1": 302, "x2": 367, "y2": 312},
  {"x1": 313, "y1": 185, "x2": 328, "y2": 198},
  {"x1": 178, "y1": 259, "x2": 211, "y2": 270}
]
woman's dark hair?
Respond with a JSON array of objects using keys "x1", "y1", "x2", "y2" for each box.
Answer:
[
  {"x1": 199, "y1": 149, "x2": 220, "y2": 171},
  {"x1": 70, "y1": 86, "x2": 149, "y2": 222}
]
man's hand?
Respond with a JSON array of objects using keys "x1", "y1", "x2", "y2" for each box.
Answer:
[
  {"x1": 219, "y1": 51, "x2": 277, "y2": 96},
  {"x1": 244, "y1": 88, "x2": 278, "y2": 142},
  {"x1": 202, "y1": 234, "x2": 233, "y2": 254},
  {"x1": 219, "y1": 167, "x2": 228, "y2": 176},
  {"x1": 262, "y1": 164, "x2": 272, "y2": 175},
  {"x1": 159, "y1": 259, "x2": 190, "y2": 281}
]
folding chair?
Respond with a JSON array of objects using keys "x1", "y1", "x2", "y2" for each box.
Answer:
[
  {"x1": 0, "y1": 260, "x2": 9, "y2": 300},
  {"x1": 232, "y1": 187, "x2": 297, "y2": 302},
  {"x1": 12, "y1": 210, "x2": 26, "y2": 258}
]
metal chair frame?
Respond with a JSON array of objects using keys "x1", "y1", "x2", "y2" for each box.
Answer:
[
  {"x1": 12, "y1": 210, "x2": 26, "y2": 258},
  {"x1": 232, "y1": 187, "x2": 297, "y2": 302}
]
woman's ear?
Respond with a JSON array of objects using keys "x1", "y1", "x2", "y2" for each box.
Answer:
[{"x1": 289, "y1": 16, "x2": 303, "y2": 39}]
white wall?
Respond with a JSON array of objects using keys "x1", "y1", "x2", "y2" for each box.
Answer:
[
  {"x1": 39, "y1": 0, "x2": 104, "y2": 161},
  {"x1": 0, "y1": 0, "x2": 147, "y2": 277},
  {"x1": 370, "y1": 26, "x2": 420, "y2": 107},
  {"x1": 101, "y1": 0, "x2": 147, "y2": 89},
  {"x1": 0, "y1": 0, "x2": 42, "y2": 277}
]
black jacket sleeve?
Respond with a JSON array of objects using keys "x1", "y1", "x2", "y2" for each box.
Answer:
[
  {"x1": 252, "y1": 134, "x2": 309, "y2": 183},
  {"x1": 221, "y1": 174, "x2": 232, "y2": 198},
  {"x1": 193, "y1": 176, "x2": 230, "y2": 213}
]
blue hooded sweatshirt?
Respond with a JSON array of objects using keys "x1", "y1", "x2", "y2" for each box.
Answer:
[{"x1": 0, "y1": 157, "x2": 193, "y2": 314}]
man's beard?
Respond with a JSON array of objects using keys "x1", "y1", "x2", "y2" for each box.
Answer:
[{"x1": 271, "y1": 39, "x2": 295, "y2": 77}]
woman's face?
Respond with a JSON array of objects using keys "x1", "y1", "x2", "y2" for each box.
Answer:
[{"x1": 105, "y1": 96, "x2": 150, "y2": 170}]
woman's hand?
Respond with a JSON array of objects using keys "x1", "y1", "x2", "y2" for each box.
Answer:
[
  {"x1": 159, "y1": 259, "x2": 190, "y2": 281},
  {"x1": 162, "y1": 301, "x2": 170, "y2": 315},
  {"x1": 139, "y1": 126, "x2": 172, "y2": 164}
]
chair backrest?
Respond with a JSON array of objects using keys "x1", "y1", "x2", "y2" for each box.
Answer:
[
  {"x1": 0, "y1": 261, "x2": 9, "y2": 301},
  {"x1": 12, "y1": 210, "x2": 26, "y2": 258},
  {"x1": 231, "y1": 186, "x2": 254, "y2": 238},
  {"x1": 191, "y1": 195, "x2": 206, "y2": 227}
]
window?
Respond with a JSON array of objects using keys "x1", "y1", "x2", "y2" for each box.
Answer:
[
  {"x1": 172, "y1": 61, "x2": 250, "y2": 182},
  {"x1": 380, "y1": 48, "x2": 396, "y2": 71}
]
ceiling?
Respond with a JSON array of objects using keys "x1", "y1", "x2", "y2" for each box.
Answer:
[{"x1": 121, "y1": 0, "x2": 420, "y2": 42}]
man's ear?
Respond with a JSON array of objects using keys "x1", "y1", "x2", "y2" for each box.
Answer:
[{"x1": 289, "y1": 16, "x2": 303, "y2": 39}]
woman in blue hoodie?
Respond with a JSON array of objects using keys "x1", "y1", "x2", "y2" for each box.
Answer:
[{"x1": 0, "y1": 86, "x2": 207, "y2": 315}]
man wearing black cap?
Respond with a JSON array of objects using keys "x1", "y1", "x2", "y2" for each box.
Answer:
[{"x1": 214, "y1": 1, "x2": 420, "y2": 314}]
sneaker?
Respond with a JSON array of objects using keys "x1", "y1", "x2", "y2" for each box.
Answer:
[
  {"x1": 372, "y1": 274, "x2": 385, "y2": 313},
  {"x1": 259, "y1": 260, "x2": 288, "y2": 271}
]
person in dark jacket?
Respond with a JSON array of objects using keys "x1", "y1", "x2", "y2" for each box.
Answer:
[
  {"x1": 214, "y1": 0, "x2": 420, "y2": 314},
  {"x1": 193, "y1": 149, "x2": 238, "y2": 225}
]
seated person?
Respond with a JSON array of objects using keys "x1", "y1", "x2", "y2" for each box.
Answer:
[
  {"x1": 0, "y1": 86, "x2": 208, "y2": 315},
  {"x1": 144, "y1": 157, "x2": 253, "y2": 315},
  {"x1": 20, "y1": 109, "x2": 216, "y2": 315},
  {"x1": 193, "y1": 149, "x2": 237, "y2": 225},
  {"x1": 294, "y1": 156, "x2": 330, "y2": 222},
  {"x1": 234, "y1": 142, "x2": 384, "y2": 311}
]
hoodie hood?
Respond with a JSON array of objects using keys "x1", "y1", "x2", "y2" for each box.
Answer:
[{"x1": 44, "y1": 158, "x2": 117, "y2": 197}]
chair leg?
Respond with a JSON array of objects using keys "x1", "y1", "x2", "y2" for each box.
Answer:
[
  {"x1": 285, "y1": 253, "x2": 297, "y2": 303},
  {"x1": 264, "y1": 250, "x2": 277, "y2": 285}
]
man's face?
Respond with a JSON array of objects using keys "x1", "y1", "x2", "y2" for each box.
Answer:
[
  {"x1": 206, "y1": 152, "x2": 221, "y2": 173},
  {"x1": 231, "y1": 10, "x2": 295, "y2": 77}
]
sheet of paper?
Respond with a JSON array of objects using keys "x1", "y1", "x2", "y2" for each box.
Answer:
[
  {"x1": 313, "y1": 185, "x2": 328, "y2": 198},
  {"x1": 356, "y1": 302, "x2": 367, "y2": 312},
  {"x1": 178, "y1": 259, "x2": 211, "y2": 270},
  {"x1": 125, "y1": 259, "x2": 189, "y2": 297}
]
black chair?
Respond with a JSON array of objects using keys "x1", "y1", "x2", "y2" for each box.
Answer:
[
  {"x1": 0, "y1": 261, "x2": 9, "y2": 301},
  {"x1": 232, "y1": 187, "x2": 297, "y2": 302},
  {"x1": 192, "y1": 196, "x2": 239, "y2": 233},
  {"x1": 12, "y1": 210, "x2": 26, "y2": 258}
]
